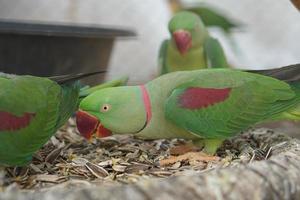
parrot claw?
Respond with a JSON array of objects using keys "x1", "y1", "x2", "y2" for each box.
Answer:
[{"x1": 193, "y1": 138, "x2": 225, "y2": 155}]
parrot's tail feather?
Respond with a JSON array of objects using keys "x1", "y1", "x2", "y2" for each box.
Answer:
[
  {"x1": 274, "y1": 82, "x2": 300, "y2": 121},
  {"x1": 48, "y1": 71, "x2": 106, "y2": 84},
  {"x1": 247, "y1": 63, "x2": 300, "y2": 83},
  {"x1": 281, "y1": 110, "x2": 300, "y2": 121},
  {"x1": 248, "y1": 64, "x2": 300, "y2": 121}
]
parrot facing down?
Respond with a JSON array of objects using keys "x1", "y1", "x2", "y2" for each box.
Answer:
[
  {"x1": 0, "y1": 71, "x2": 112, "y2": 166},
  {"x1": 159, "y1": 11, "x2": 229, "y2": 74},
  {"x1": 77, "y1": 64, "x2": 300, "y2": 155}
]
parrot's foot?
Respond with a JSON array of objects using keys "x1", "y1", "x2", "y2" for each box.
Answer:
[{"x1": 193, "y1": 138, "x2": 224, "y2": 155}]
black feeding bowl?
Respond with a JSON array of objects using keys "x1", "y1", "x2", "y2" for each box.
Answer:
[{"x1": 0, "y1": 19, "x2": 136, "y2": 84}]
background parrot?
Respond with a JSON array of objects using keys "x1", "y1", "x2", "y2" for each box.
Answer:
[
  {"x1": 0, "y1": 72, "x2": 128, "y2": 166},
  {"x1": 159, "y1": 11, "x2": 229, "y2": 74},
  {"x1": 76, "y1": 64, "x2": 300, "y2": 155},
  {"x1": 168, "y1": 0, "x2": 241, "y2": 34}
]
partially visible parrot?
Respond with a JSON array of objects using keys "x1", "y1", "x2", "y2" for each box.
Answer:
[
  {"x1": 0, "y1": 72, "x2": 128, "y2": 166},
  {"x1": 169, "y1": 0, "x2": 241, "y2": 34},
  {"x1": 185, "y1": 6, "x2": 240, "y2": 34},
  {"x1": 159, "y1": 11, "x2": 229, "y2": 74},
  {"x1": 76, "y1": 64, "x2": 300, "y2": 155}
]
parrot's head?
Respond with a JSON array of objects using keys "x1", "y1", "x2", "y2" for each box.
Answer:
[
  {"x1": 168, "y1": 11, "x2": 207, "y2": 55},
  {"x1": 76, "y1": 86, "x2": 147, "y2": 140}
]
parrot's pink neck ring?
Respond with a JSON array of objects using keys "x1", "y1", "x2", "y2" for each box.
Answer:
[{"x1": 140, "y1": 85, "x2": 152, "y2": 124}]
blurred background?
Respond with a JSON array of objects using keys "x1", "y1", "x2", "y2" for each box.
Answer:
[
  {"x1": 0, "y1": 0, "x2": 299, "y2": 83},
  {"x1": 0, "y1": 0, "x2": 300, "y2": 135}
]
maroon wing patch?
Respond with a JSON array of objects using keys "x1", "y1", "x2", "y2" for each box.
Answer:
[
  {"x1": 179, "y1": 87, "x2": 231, "y2": 109},
  {"x1": 0, "y1": 111, "x2": 36, "y2": 131}
]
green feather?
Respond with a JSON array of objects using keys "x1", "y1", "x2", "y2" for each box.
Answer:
[
  {"x1": 56, "y1": 82, "x2": 81, "y2": 128},
  {"x1": 158, "y1": 40, "x2": 169, "y2": 75},
  {"x1": 186, "y1": 6, "x2": 240, "y2": 33},
  {"x1": 203, "y1": 37, "x2": 229, "y2": 68}
]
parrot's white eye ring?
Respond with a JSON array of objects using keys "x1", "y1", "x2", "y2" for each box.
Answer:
[{"x1": 101, "y1": 104, "x2": 111, "y2": 113}]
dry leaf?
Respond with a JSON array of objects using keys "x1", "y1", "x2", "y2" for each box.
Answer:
[
  {"x1": 149, "y1": 170, "x2": 173, "y2": 177},
  {"x1": 168, "y1": 162, "x2": 181, "y2": 169},
  {"x1": 72, "y1": 158, "x2": 89, "y2": 166},
  {"x1": 34, "y1": 175, "x2": 67, "y2": 183},
  {"x1": 169, "y1": 144, "x2": 199, "y2": 155},
  {"x1": 98, "y1": 160, "x2": 113, "y2": 167},
  {"x1": 29, "y1": 164, "x2": 44, "y2": 174},
  {"x1": 112, "y1": 165, "x2": 127, "y2": 172},
  {"x1": 85, "y1": 162, "x2": 109, "y2": 178},
  {"x1": 125, "y1": 163, "x2": 151, "y2": 174},
  {"x1": 45, "y1": 148, "x2": 62, "y2": 163},
  {"x1": 160, "y1": 152, "x2": 220, "y2": 166}
]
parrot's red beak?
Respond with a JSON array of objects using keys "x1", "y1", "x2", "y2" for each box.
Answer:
[
  {"x1": 76, "y1": 110, "x2": 112, "y2": 140},
  {"x1": 173, "y1": 29, "x2": 192, "y2": 55}
]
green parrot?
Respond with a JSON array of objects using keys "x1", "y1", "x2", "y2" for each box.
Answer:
[
  {"x1": 159, "y1": 11, "x2": 229, "y2": 74},
  {"x1": 76, "y1": 64, "x2": 300, "y2": 155},
  {"x1": 0, "y1": 72, "x2": 129, "y2": 166}
]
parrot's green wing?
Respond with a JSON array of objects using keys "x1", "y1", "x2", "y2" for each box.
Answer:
[
  {"x1": 0, "y1": 75, "x2": 62, "y2": 165},
  {"x1": 204, "y1": 37, "x2": 229, "y2": 68},
  {"x1": 158, "y1": 39, "x2": 169, "y2": 74},
  {"x1": 0, "y1": 75, "x2": 61, "y2": 126},
  {"x1": 165, "y1": 69, "x2": 299, "y2": 139},
  {"x1": 186, "y1": 6, "x2": 240, "y2": 33}
]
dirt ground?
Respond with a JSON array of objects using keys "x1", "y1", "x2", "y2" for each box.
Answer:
[{"x1": 0, "y1": 119, "x2": 282, "y2": 191}]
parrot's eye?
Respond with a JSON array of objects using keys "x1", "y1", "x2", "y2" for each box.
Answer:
[{"x1": 100, "y1": 104, "x2": 111, "y2": 113}]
